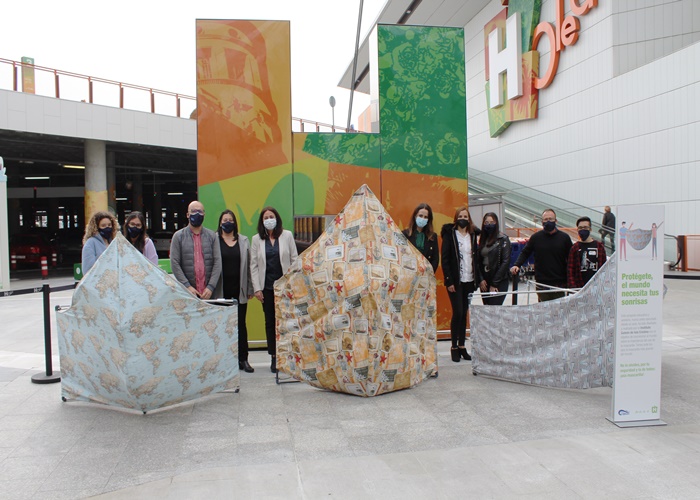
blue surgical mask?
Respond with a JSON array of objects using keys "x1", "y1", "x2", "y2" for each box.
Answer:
[
  {"x1": 221, "y1": 221, "x2": 235, "y2": 234},
  {"x1": 189, "y1": 213, "x2": 204, "y2": 227},
  {"x1": 263, "y1": 218, "x2": 277, "y2": 231},
  {"x1": 415, "y1": 217, "x2": 428, "y2": 228}
]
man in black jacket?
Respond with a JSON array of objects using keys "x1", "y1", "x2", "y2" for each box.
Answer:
[{"x1": 510, "y1": 208, "x2": 572, "y2": 302}]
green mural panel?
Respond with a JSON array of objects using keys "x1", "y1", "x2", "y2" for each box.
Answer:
[
  {"x1": 377, "y1": 25, "x2": 467, "y2": 179},
  {"x1": 302, "y1": 132, "x2": 381, "y2": 168}
]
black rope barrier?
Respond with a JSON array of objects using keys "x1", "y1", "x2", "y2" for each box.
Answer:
[{"x1": 0, "y1": 281, "x2": 73, "y2": 384}]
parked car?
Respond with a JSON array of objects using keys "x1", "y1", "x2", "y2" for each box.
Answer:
[
  {"x1": 151, "y1": 231, "x2": 174, "y2": 259},
  {"x1": 55, "y1": 228, "x2": 85, "y2": 264},
  {"x1": 10, "y1": 233, "x2": 62, "y2": 267}
]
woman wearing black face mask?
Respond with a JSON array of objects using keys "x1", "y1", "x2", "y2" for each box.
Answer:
[
  {"x1": 477, "y1": 212, "x2": 512, "y2": 306},
  {"x1": 441, "y1": 206, "x2": 480, "y2": 362},
  {"x1": 215, "y1": 210, "x2": 255, "y2": 373},
  {"x1": 82, "y1": 211, "x2": 119, "y2": 274},
  {"x1": 122, "y1": 211, "x2": 158, "y2": 265}
]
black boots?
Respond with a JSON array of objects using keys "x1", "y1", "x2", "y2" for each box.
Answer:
[
  {"x1": 459, "y1": 346, "x2": 471, "y2": 361},
  {"x1": 451, "y1": 347, "x2": 461, "y2": 362},
  {"x1": 239, "y1": 360, "x2": 254, "y2": 373},
  {"x1": 270, "y1": 355, "x2": 277, "y2": 373}
]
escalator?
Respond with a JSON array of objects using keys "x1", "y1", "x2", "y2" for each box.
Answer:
[{"x1": 468, "y1": 167, "x2": 682, "y2": 268}]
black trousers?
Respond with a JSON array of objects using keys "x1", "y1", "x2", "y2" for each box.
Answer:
[
  {"x1": 481, "y1": 279, "x2": 509, "y2": 306},
  {"x1": 448, "y1": 281, "x2": 475, "y2": 348},
  {"x1": 238, "y1": 302, "x2": 249, "y2": 362},
  {"x1": 536, "y1": 283, "x2": 566, "y2": 302},
  {"x1": 262, "y1": 288, "x2": 276, "y2": 355}
]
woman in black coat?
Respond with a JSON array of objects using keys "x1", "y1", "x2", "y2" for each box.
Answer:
[
  {"x1": 441, "y1": 206, "x2": 480, "y2": 363},
  {"x1": 403, "y1": 203, "x2": 439, "y2": 272},
  {"x1": 477, "y1": 212, "x2": 512, "y2": 306}
]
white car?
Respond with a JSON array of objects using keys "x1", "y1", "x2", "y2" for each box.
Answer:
[{"x1": 151, "y1": 231, "x2": 173, "y2": 259}]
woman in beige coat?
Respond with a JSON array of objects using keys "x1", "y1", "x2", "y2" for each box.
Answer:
[{"x1": 250, "y1": 206, "x2": 298, "y2": 373}]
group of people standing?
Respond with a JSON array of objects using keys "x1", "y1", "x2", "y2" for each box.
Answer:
[
  {"x1": 167, "y1": 202, "x2": 297, "y2": 375},
  {"x1": 81, "y1": 200, "x2": 610, "y2": 374},
  {"x1": 406, "y1": 205, "x2": 610, "y2": 364},
  {"x1": 81, "y1": 202, "x2": 298, "y2": 375},
  {"x1": 404, "y1": 204, "x2": 512, "y2": 363}
]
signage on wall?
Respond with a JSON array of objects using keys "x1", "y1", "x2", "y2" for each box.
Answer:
[{"x1": 483, "y1": 0, "x2": 598, "y2": 137}]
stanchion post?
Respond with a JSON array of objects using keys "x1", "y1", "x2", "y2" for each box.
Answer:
[{"x1": 31, "y1": 283, "x2": 61, "y2": 384}]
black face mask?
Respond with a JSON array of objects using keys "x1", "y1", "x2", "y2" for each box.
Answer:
[
  {"x1": 127, "y1": 226, "x2": 143, "y2": 239},
  {"x1": 456, "y1": 219, "x2": 469, "y2": 229},
  {"x1": 189, "y1": 213, "x2": 204, "y2": 227},
  {"x1": 543, "y1": 221, "x2": 556, "y2": 232},
  {"x1": 221, "y1": 222, "x2": 235, "y2": 234},
  {"x1": 483, "y1": 223, "x2": 497, "y2": 234},
  {"x1": 578, "y1": 229, "x2": 590, "y2": 241},
  {"x1": 99, "y1": 227, "x2": 113, "y2": 240}
]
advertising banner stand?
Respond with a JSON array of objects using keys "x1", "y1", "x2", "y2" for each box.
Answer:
[{"x1": 609, "y1": 205, "x2": 666, "y2": 428}]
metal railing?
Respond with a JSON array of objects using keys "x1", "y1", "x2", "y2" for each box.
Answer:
[
  {"x1": 1, "y1": 57, "x2": 359, "y2": 132},
  {"x1": 0, "y1": 57, "x2": 196, "y2": 118}
]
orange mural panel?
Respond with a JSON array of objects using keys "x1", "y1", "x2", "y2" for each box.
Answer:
[
  {"x1": 324, "y1": 164, "x2": 381, "y2": 216},
  {"x1": 196, "y1": 20, "x2": 292, "y2": 186}
]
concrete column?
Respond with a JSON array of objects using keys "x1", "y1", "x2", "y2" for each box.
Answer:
[
  {"x1": 107, "y1": 151, "x2": 116, "y2": 215},
  {"x1": 84, "y1": 139, "x2": 107, "y2": 221}
]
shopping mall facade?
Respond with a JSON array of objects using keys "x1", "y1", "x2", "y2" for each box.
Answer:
[{"x1": 343, "y1": 0, "x2": 700, "y2": 238}]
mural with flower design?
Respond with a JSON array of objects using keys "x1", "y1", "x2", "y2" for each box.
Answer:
[{"x1": 197, "y1": 21, "x2": 468, "y2": 339}]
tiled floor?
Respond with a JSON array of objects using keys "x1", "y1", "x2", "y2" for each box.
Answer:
[{"x1": 0, "y1": 278, "x2": 698, "y2": 499}]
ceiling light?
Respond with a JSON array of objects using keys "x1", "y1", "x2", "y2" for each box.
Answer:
[
  {"x1": 25, "y1": 176, "x2": 49, "y2": 180},
  {"x1": 19, "y1": 160, "x2": 35, "y2": 164},
  {"x1": 116, "y1": 197, "x2": 127, "y2": 201},
  {"x1": 63, "y1": 164, "x2": 85, "y2": 169},
  {"x1": 167, "y1": 192, "x2": 183, "y2": 196}
]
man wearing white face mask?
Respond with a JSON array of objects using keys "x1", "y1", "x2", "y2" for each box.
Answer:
[
  {"x1": 170, "y1": 200, "x2": 222, "y2": 300},
  {"x1": 250, "y1": 206, "x2": 298, "y2": 373}
]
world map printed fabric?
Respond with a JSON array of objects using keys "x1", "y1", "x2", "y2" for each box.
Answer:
[{"x1": 57, "y1": 233, "x2": 239, "y2": 412}]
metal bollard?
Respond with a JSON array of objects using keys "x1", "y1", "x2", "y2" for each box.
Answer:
[
  {"x1": 31, "y1": 283, "x2": 61, "y2": 384},
  {"x1": 41, "y1": 256, "x2": 48, "y2": 278}
]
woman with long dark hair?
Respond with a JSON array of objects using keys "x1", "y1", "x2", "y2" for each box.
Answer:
[
  {"x1": 250, "y1": 206, "x2": 298, "y2": 373},
  {"x1": 122, "y1": 211, "x2": 158, "y2": 265},
  {"x1": 477, "y1": 212, "x2": 511, "y2": 305},
  {"x1": 215, "y1": 209, "x2": 255, "y2": 373},
  {"x1": 403, "y1": 203, "x2": 439, "y2": 272},
  {"x1": 441, "y1": 206, "x2": 479, "y2": 362}
]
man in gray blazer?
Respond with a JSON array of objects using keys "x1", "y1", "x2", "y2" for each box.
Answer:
[{"x1": 170, "y1": 200, "x2": 222, "y2": 299}]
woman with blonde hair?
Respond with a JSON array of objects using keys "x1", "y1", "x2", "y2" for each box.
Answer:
[{"x1": 82, "y1": 211, "x2": 119, "y2": 273}]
